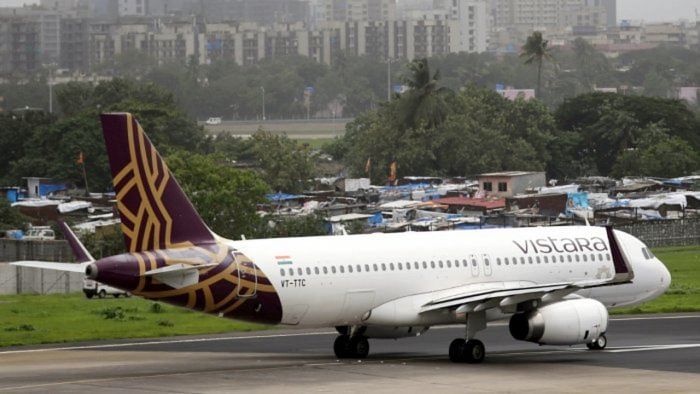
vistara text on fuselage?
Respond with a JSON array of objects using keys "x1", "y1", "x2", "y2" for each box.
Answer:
[{"x1": 13, "y1": 113, "x2": 671, "y2": 364}]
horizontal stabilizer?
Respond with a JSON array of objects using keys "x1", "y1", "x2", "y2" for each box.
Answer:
[
  {"x1": 58, "y1": 220, "x2": 94, "y2": 263},
  {"x1": 143, "y1": 263, "x2": 217, "y2": 289},
  {"x1": 10, "y1": 261, "x2": 90, "y2": 273}
]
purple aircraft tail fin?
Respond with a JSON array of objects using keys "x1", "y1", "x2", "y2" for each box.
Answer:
[
  {"x1": 58, "y1": 220, "x2": 94, "y2": 263},
  {"x1": 100, "y1": 113, "x2": 215, "y2": 252}
]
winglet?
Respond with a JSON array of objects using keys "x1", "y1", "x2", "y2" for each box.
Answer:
[
  {"x1": 58, "y1": 220, "x2": 94, "y2": 263},
  {"x1": 605, "y1": 226, "x2": 635, "y2": 282}
]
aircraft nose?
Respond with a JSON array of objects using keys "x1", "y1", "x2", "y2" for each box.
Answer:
[{"x1": 659, "y1": 261, "x2": 671, "y2": 293}]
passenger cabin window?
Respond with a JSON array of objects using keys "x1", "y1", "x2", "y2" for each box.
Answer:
[
  {"x1": 289, "y1": 268, "x2": 294, "y2": 276},
  {"x1": 280, "y1": 268, "x2": 285, "y2": 276}
]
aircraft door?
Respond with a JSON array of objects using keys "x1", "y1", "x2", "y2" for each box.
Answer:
[
  {"x1": 482, "y1": 254, "x2": 492, "y2": 276},
  {"x1": 469, "y1": 254, "x2": 480, "y2": 277},
  {"x1": 232, "y1": 252, "x2": 257, "y2": 298}
]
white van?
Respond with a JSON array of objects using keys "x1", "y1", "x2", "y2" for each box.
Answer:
[
  {"x1": 24, "y1": 226, "x2": 56, "y2": 240},
  {"x1": 205, "y1": 117, "x2": 222, "y2": 125},
  {"x1": 83, "y1": 279, "x2": 130, "y2": 299}
]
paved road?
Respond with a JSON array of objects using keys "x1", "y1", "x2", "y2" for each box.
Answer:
[{"x1": 1, "y1": 314, "x2": 699, "y2": 393}]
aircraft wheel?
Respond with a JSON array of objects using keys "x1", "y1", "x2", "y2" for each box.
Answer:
[
  {"x1": 98, "y1": 290, "x2": 106, "y2": 299},
  {"x1": 449, "y1": 338, "x2": 467, "y2": 363},
  {"x1": 334, "y1": 335, "x2": 352, "y2": 359},
  {"x1": 464, "y1": 339, "x2": 486, "y2": 364},
  {"x1": 350, "y1": 336, "x2": 370, "y2": 359},
  {"x1": 587, "y1": 334, "x2": 607, "y2": 350}
]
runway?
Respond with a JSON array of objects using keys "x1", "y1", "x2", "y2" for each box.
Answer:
[{"x1": 1, "y1": 313, "x2": 699, "y2": 393}]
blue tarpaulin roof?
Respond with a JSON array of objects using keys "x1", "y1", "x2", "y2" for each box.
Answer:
[{"x1": 265, "y1": 193, "x2": 304, "y2": 202}]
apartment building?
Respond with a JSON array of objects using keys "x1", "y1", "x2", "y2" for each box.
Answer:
[{"x1": 0, "y1": 16, "x2": 40, "y2": 76}]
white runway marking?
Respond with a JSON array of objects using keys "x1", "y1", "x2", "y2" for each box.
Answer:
[
  {"x1": 603, "y1": 344, "x2": 700, "y2": 353},
  {"x1": 0, "y1": 331, "x2": 335, "y2": 355}
]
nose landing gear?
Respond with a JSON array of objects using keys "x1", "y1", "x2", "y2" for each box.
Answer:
[{"x1": 586, "y1": 334, "x2": 607, "y2": 350}]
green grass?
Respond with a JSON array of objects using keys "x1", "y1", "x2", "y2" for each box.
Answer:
[
  {"x1": 612, "y1": 245, "x2": 700, "y2": 314},
  {"x1": 0, "y1": 294, "x2": 267, "y2": 347}
]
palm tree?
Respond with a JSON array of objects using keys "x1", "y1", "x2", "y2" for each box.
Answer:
[
  {"x1": 398, "y1": 58, "x2": 452, "y2": 129},
  {"x1": 520, "y1": 31, "x2": 553, "y2": 98}
]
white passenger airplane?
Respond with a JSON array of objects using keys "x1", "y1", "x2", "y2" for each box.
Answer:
[{"x1": 13, "y1": 113, "x2": 671, "y2": 363}]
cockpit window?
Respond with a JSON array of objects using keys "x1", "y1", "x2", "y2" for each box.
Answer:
[
  {"x1": 641, "y1": 248, "x2": 650, "y2": 259},
  {"x1": 646, "y1": 248, "x2": 655, "y2": 259}
]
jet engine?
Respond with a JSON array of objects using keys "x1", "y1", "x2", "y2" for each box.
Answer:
[{"x1": 508, "y1": 299, "x2": 608, "y2": 345}]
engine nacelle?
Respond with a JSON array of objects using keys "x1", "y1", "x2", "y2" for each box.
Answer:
[{"x1": 509, "y1": 299, "x2": 608, "y2": 345}]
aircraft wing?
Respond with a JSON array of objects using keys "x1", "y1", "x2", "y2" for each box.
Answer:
[
  {"x1": 10, "y1": 261, "x2": 90, "y2": 273},
  {"x1": 419, "y1": 280, "x2": 605, "y2": 315}
]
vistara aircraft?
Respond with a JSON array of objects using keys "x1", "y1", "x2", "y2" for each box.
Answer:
[{"x1": 13, "y1": 113, "x2": 671, "y2": 363}]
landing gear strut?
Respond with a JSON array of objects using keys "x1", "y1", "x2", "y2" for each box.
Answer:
[
  {"x1": 449, "y1": 310, "x2": 487, "y2": 363},
  {"x1": 586, "y1": 334, "x2": 607, "y2": 350},
  {"x1": 334, "y1": 335, "x2": 370, "y2": 359}
]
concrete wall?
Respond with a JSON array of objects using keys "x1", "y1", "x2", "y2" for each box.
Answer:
[
  {"x1": 0, "y1": 239, "x2": 83, "y2": 295},
  {"x1": 0, "y1": 239, "x2": 73, "y2": 263},
  {"x1": 0, "y1": 264, "x2": 84, "y2": 295},
  {"x1": 618, "y1": 219, "x2": 700, "y2": 248}
]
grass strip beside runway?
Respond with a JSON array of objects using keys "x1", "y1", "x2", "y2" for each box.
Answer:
[
  {"x1": 0, "y1": 246, "x2": 697, "y2": 347},
  {"x1": 613, "y1": 245, "x2": 700, "y2": 315},
  {"x1": 0, "y1": 294, "x2": 267, "y2": 347}
]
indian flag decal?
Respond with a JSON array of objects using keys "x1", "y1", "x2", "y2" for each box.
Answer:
[{"x1": 276, "y1": 255, "x2": 293, "y2": 265}]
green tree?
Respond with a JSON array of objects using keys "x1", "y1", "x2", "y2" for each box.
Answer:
[
  {"x1": 250, "y1": 131, "x2": 316, "y2": 193},
  {"x1": 520, "y1": 31, "x2": 553, "y2": 98},
  {"x1": 166, "y1": 151, "x2": 269, "y2": 240},
  {"x1": 398, "y1": 58, "x2": 452, "y2": 129},
  {"x1": 3, "y1": 79, "x2": 210, "y2": 191},
  {"x1": 0, "y1": 199, "x2": 28, "y2": 231}
]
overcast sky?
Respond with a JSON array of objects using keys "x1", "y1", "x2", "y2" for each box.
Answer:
[{"x1": 0, "y1": 0, "x2": 699, "y2": 23}]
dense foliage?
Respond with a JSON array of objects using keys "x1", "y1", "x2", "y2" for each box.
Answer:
[
  {"x1": 334, "y1": 58, "x2": 699, "y2": 182},
  {"x1": 0, "y1": 79, "x2": 211, "y2": 192}
]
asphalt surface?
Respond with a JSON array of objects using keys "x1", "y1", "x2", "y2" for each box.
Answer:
[{"x1": 1, "y1": 313, "x2": 699, "y2": 393}]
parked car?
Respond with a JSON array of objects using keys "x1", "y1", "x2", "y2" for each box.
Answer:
[
  {"x1": 205, "y1": 117, "x2": 222, "y2": 125},
  {"x1": 23, "y1": 226, "x2": 55, "y2": 240},
  {"x1": 83, "y1": 279, "x2": 130, "y2": 299}
]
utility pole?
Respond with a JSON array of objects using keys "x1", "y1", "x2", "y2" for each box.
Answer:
[
  {"x1": 386, "y1": 58, "x2": 392, "y2": 101},
  {"x1": 48, "y1": 65, "x2": 54, "y2": 113},
  {"x1": 260, "y1": 86, "x2": 266, "y2": 120}
]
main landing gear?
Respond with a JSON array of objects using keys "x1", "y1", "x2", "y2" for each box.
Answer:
[
  {"x1": 449, "y1": 310, "x2": 487, "y2": 364},
  {"x1": 334, "y1": 334, "x2": 370, "y2": 359},
  {"x1": 586, "y1": 334, "x2": 608, "y2": 350},
  {"x1": 449, "y1": 338, "x2": 485, "y2": 363}
]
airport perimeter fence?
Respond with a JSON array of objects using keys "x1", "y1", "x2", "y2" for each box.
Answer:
[{"x1": 617, "y1": 219, "x2": 700, "y2": 248}]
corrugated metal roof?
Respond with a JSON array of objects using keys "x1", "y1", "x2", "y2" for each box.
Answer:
[{"x1": 434, "y1": 197, "x2": 505, "y2": 209}]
